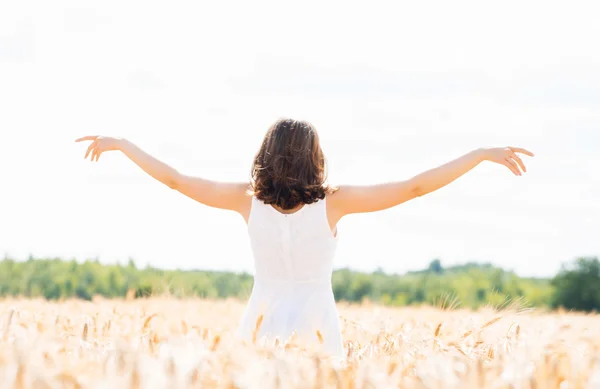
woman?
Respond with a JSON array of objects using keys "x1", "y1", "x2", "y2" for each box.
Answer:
[{"x1": 76, "y1": 118, "x2": 533, "y2": 357}]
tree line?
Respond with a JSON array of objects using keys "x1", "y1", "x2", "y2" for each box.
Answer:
[{"x1": 0, "y1": 255, "x2": 598, "y2": 312}]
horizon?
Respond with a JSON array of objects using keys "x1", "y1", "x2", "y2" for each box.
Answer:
[
  {"x1": 1, "y1": 253, "x2": 559, "y2": 281},
  {"x1": 1, "y1": 1, "x2": 599, "y2": 279}
]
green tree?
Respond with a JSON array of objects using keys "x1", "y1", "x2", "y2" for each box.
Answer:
[
  {"x1": 428, "y1": 259, "x2": 444, "y2": 274},
  {"x1": 552, "y1": 257, "x2": 600, "y2": 312},
  {"x1": 0, "y1": 255, "x2": 561, "y2": 309}
]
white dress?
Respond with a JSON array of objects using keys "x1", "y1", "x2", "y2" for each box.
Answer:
[{"x1": 236, "y1": 196, "x2": 343, "y2": 357}]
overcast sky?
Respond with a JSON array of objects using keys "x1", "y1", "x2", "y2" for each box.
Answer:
[{"x1": 1, "y1": 1, "x2": 599, "y2": 277}]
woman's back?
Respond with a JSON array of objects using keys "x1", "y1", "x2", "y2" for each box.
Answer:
[
  {"x1": 236, "y1": 196, "x2": 343, "y2": 356},
  {"x1": 248, "y1": 196, "x2": 338, "y2": 282}
]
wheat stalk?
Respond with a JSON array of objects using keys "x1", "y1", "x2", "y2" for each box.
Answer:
[
  {"x1": 142, "y1": 313, "x2": 158, "y2": 332},
  {"x1": 316, "y1": 330, "x2": 324, "y2": 344},
  {"x1": 82, "y1": 323, "x2": 88, "y2": 341},
  {"x1": 252, "y1": 314, "x2": 264, "y2": 344}
]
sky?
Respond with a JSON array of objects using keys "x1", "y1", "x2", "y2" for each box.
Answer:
[{"x1": 0, "y1": 1, "x2": 599, "y2": 278}]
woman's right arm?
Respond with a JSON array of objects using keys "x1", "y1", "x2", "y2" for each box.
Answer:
[
  {"x1": 75, "y1": 136, "x2": 251, "y2": 215},
  {"x1": 328, "y1": 146, "x2": 534, "y2": 223}
]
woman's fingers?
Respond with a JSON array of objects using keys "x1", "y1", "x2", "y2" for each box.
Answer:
[
  {"x1": 509, "y1": 147, "x2": 535, "y2": 157},
  {"x1": 504, "y1": 157, "x2": 521, "y2": 176},
  {"x1": 510, "y1": 151, "x2": 527, "y2": 173},
  {"x1": 81, "y1": 138, "x2": 105, "y2": 162},
  {"x1": 85, "y1": 140, "x2": 97, "y2": 159},
  {"x1": 75, "y1": 135, "x2": 98, "y2": 143}
]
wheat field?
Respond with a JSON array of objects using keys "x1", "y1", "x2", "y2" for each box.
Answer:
[{"x1": 0, "y1": 297, "x2": 599, "y2": 389}]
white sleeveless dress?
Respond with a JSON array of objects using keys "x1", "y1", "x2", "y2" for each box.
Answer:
[{"x1": 236, "y1": 196, "x2": 343, "y2": 357}]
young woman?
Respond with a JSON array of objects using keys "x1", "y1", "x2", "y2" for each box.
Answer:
[{"x1": 76, "y1": 118, "x2": 533, "y2": 357}]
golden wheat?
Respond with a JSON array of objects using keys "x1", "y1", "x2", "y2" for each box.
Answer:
[{"x1": 0, "y1": 298, "x2": 598, "y2": 388}]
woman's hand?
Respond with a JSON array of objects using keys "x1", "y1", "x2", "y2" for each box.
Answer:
[
  {"x1": 481, "y1": 147, "x2": 534, "y2": 176},
  {"x1": 75, "y1": 136, "x2": 123, "y2": 162}
]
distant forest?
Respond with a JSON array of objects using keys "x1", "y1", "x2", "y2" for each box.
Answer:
[{"x1": 0, "y1": 255, "x2": 599, "y2": 312}]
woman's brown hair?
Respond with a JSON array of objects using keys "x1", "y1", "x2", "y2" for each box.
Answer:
[{"x1": 250, "y1": 118, "x2": 335, "y2": 210}]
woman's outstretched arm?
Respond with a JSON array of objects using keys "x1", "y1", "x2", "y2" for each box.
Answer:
[
  {"x1": 329, "y1": 147, "x2": 534, "y2": 219},
  {"x1": 75, "y1": 136, "x2": 250, "y2": 214}
]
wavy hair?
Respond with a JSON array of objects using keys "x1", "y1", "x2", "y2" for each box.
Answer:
[{"x1": 250, "y1": 118, "x2": 335, "y2": 210}]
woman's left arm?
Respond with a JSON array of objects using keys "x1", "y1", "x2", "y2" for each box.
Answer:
[{"x1": 75, "y1": 136, "x2": 251, "y2": 216}]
